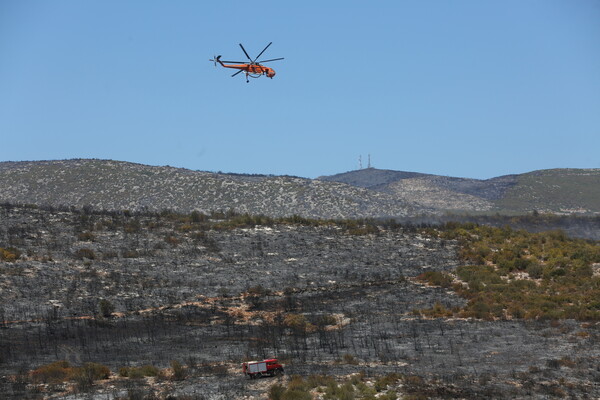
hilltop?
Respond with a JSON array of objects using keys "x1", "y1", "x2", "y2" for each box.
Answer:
[{"x1": 319, "y1": 167, "x2": 600, "y2": 215}]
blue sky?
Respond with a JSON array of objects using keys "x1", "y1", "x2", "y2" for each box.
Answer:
[{"x1": 1, "y1": 1, "x2": 599, "y2": 179}]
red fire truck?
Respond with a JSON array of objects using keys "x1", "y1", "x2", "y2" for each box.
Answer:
[{"x1": 242, "y1": 358, "x2": 284, "y2": 379}]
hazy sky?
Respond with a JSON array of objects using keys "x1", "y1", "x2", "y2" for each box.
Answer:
[{"x1": 1, "y1": 1, "x2": 599, "y2": 178}]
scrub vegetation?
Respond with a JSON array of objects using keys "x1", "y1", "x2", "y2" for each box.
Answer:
[{"x1": 416, "y1": 223, "x2": 600, "y2": 321}]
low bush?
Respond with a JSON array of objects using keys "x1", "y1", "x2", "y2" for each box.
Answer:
[
  {"x1": 280, "y1": 389, "x2": 312, "y2": 400},
  {"x1": 170, "y1": 360, "x2": 186, "y2": 381},
  {"x1": 324, "y1": 381, "x2": 354, "y2": 400},
  {"x1": 0, "y1": 247, "x2": 21, "y2": 262},
  {"x1": 374, "y1": 373, "x2": 403, "y2": 392},
  {"x1": 119, "y1": 365, "x2": 159, "y2": 378},
  {"x1": 269, "y1": 383, "x2": 287, "y2": 400},
  {"x1": 30, "y1": 361, "x2": 110, "y2": 385},
  {"x1": 307, "y1": 374, "x2": 336, "y2": 388},
  {"x1": 341, "y1": 354, "x2": 359, "y2": 365},
  {"x1": 30, "y1": 360, "x2": 72, "y2": 384},
  {"x1": 272, "y1": 372, "x2": 408, "y2": 400},
  {"x1": 417, "y1": 270, "x2": 454, "y2": 288},
  {"x1": 73, "y1": 362, "x2": 110, "y2": 391}
]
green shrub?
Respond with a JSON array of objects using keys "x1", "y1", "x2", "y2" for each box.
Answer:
[
  {"x1": 73, "y1": 362, "x2": 110, "y2": 390},
  {"x1": 324, "y1": 381, "x2": 355, "y2": 400},
  {"x1": 281, "y1": 390, "x2": 312, "y2": 400},
  {"x1": 30, "y1": 361, "x2": 110, "y2": 385},
  {"x1": 342, "y1": 354, "x2": 359, "y2": 365},
  {"x1": 356, "y1": 381, "x2": 377, "y2": 397},
  {"x1": 0, "y1": 247, "x2": 21, "y2": 262},
  {"x1": 30, "y1": 360, "x2": 72, "y2": 384},
  {"x1": 82, "y1": 362, "x2": 110, "y2": 380},
  {"x1": 417, "y1": 301, "x2": 454, "y2": 318},
  {"x1": 307, "y1": 374, "x2": 336, "y2": 388},
  {"x1": 437, "y1": 224, "x2": 600, "y2": 321},
  {"x1": 269, "y1": 383, "x2": 286, "y2": 400},
  {"x1": 526, "y1": 263, "x2": 543, "y2": 279},
  {"x1": 287, "y1": 375, "x2": 309, "y2": 392},
  {"x1": 120, "y1": 364, "x2": 159, "y2": 379},
  {"x1": 128, "y1": 368, "x2": 146, "y2": 379},
  {"x1": 417, "y1": 270, "x2": 453, "y2": 288},
  {"x1": 374, "y1": 373, "x2": 402, "y2": 392},
  {"x1": 284, "y1": 314, "x2": 314, "y2": 332},
  {"x1": 140, "y1": 365, "x2": 159, "y2": 377},
  {"x1": 170, "y1": 360, "x2": 186, "y2": 381},
  {"x1": 313, "y1": 314, "x2": 338, "y2": 327},
  {"x1": 378, "y1": 391, "x2": 398, "y2": 400}
]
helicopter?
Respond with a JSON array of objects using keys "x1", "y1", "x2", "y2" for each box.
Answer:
[{"x1": 210, "y1": 42, "x2": 284, "y2": 83}]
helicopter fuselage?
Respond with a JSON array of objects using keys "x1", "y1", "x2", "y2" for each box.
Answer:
[{"x1": 219, "y1": 62, "x2": 276, "y2": 78}]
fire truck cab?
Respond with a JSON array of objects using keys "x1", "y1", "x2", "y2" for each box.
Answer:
[{"x1": 242, "y1": 358, "x2": 284, "y2": 379}]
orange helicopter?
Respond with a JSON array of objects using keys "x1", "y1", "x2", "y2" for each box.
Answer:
[{"x1": 210, "y1": 42, "x2": 284, "y2": 83}]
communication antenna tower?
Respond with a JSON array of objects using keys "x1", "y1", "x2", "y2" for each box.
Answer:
[
  {"x1": 358, "y1": 155, "x2": 363, "y2": 170},
  {"x1": 368, "y1": 154, "x2": 371, "y2": 168}
]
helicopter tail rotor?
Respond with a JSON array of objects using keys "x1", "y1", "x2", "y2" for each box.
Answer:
[{"x1": 209, "y1": 55, "x2": 222, "y2": 67}]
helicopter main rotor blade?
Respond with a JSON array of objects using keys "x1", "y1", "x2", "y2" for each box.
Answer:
[
  {"x1": 258, "y1": 57, "x2": 284, "y2": 63},
  {"x1": 253, "y1": 42, "x2": 272, "y2": 62},
  {"x1": 231, "y1": 70, "x2": 243, "y2": 77},
  {"x1": 219, "y1": 60, "x2": 247, "y2": 63},
  {"x1": 239, "y1": 43, "x2": 252, "y2": 61}
]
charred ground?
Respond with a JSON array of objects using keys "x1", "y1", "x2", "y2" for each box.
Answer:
[{"x1": 0, "y1": 204, "x2": 599, "y2": 399}]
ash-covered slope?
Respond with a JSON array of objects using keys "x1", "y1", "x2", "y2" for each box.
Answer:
[{"x1": 0, "y1": 160, "x2": 421, "y2": 218}]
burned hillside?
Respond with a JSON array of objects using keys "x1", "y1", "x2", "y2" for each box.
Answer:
[{"x1": 1, "y1": 204, "x2": 599, "y2": 399}]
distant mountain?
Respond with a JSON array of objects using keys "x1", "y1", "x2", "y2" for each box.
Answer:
[
  {"x1": 319, "y1": 167, "x2": 600, "y2": 215},
  {"x1": 316, "y1": 168, "x2": 430, "y2": 190},
  {"x1": 0, "y1": 160, "x2": 598, "y2": 217}
]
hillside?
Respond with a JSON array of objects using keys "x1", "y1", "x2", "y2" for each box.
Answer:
[
  {"x1": 0, "y1": 160, "x2": 420, "y2": 218},
  {"x1": 1, "y1": 205, "x2": 599, "y2": 399},
  {"x1": 495, "y1": 168, "x2": 600, "y2": 214},
  {"x1": 320, "y1": 167, "x2": 600, "y2": 215},
  {"x1": 1, "y1": 160, "x2": 598, "y2": 218}
]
